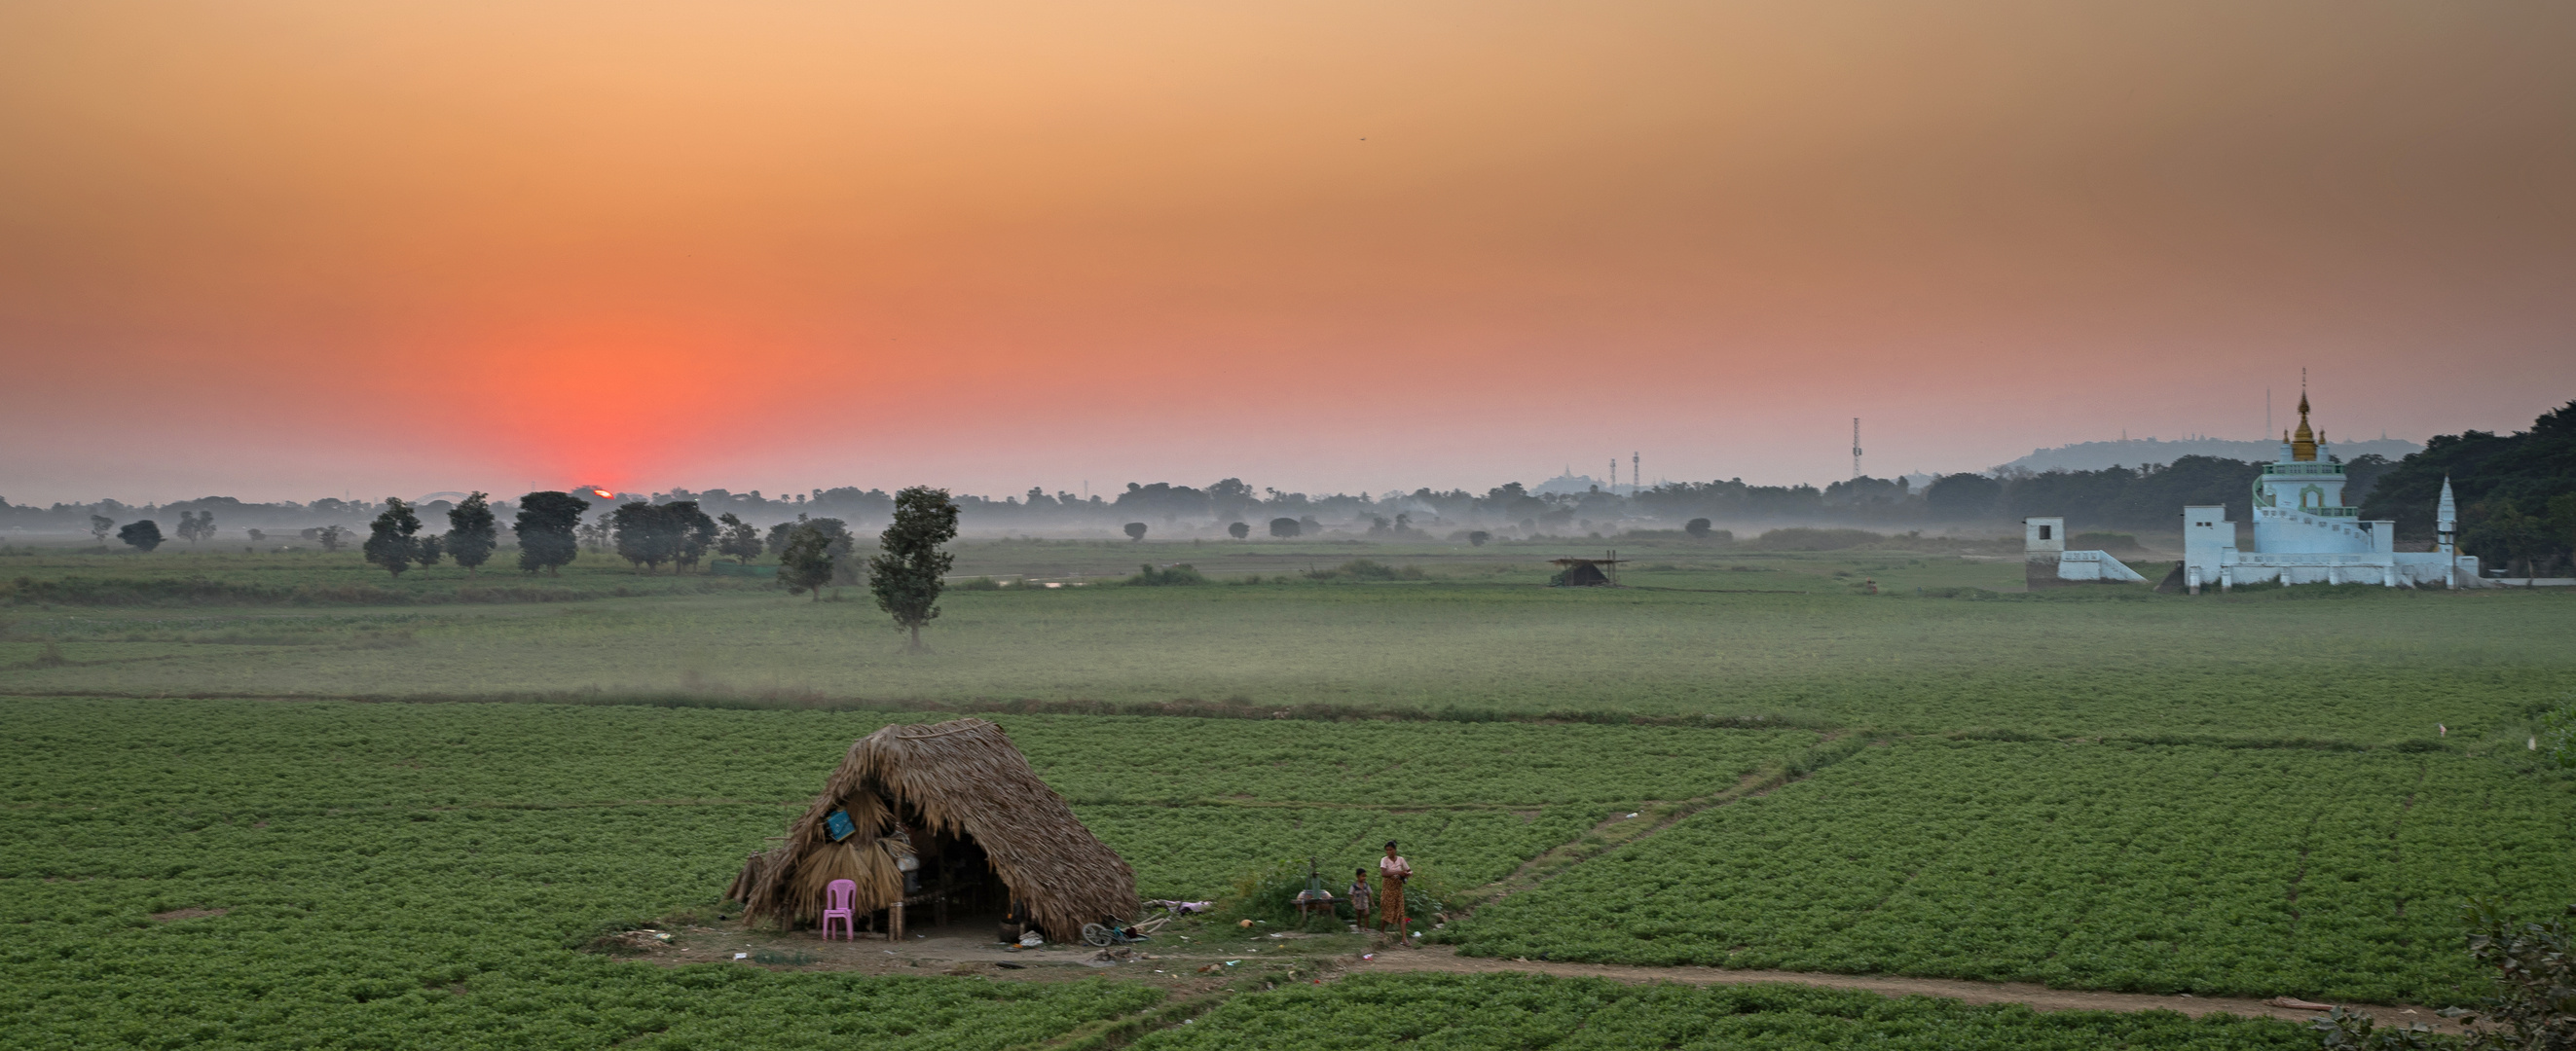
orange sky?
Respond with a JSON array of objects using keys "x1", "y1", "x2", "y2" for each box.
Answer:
[{"x1": 3, "y1": 0, "x2": 2572, "y2": 502}]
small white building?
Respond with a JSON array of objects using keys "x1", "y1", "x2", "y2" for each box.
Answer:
[
  {"x1": 2022, "y1": 516, "x2": 2148, "y2": 588},
  {"x1": 2176, "y1": 393, "x2": 2478, "y2": 591}
]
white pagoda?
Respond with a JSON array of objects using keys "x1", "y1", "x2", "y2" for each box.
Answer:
[{"x1": 2178, "y1": 392, "x2": 2476, "y2": 590}]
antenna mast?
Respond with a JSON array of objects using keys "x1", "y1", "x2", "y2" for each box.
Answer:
[
  {"x1": 1632, "y1": 452, "x2": 1639, "y2": 493},
  {"x1": 1851, "y1": 418, "x2": 1863, "y2": 480}
]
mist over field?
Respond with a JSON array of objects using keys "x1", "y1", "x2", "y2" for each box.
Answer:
[{"x1": 8, "y1": 1, "x2": 2576, "y2": 1048}]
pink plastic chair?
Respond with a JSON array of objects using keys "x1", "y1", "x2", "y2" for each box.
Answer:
[{"x1": 821, "y1": 879, "x2": 858, "y2": 940}]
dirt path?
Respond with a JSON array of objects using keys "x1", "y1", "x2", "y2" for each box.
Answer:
[
  {"x1": 611, "y1": 924, "x2": 2457, "y2": 1035},
  {"x1": 1352, "y1": 945, "x2": 2459, "y2": 1034}
]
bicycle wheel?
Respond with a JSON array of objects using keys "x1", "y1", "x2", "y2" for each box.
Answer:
[{"x1": 1082, "y1": 923, "x2": 1112, "y2": 947}]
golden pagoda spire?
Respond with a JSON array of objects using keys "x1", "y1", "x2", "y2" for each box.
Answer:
[{"x1": 2290, "y1": 389, "x2": 2316, "y2": 461}]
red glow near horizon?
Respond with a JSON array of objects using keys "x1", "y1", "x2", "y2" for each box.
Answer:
[{"x1": 0, "y1": 1, "x2": 2571, "y2": 503}]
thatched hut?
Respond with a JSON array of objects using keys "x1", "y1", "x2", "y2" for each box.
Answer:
[
  {"x1": 1548, "y1": 558, "x2": 1619, "y2": 586},
  {"x1": 724, "y1": 718, "x2": 1138, "y2": 943}
]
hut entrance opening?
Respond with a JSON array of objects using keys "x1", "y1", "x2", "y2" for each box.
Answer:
[{"x1": 897, "y1": 808, "x2": 1013, "y2": 935}]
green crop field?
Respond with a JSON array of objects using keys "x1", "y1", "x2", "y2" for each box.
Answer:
[
  {"x1": 8, "y1": 541, "x2": 2572, "y2": 744},
  {"x1": 1126, "y1": 972, "x2": 2314, "y2": 1050},
  {"x1": 6, "y1": 541, "x2": 2573, "y2": 1048},
  {"x1": 1442, "y1": 738, "x2": 2576, "y2": 1004}
]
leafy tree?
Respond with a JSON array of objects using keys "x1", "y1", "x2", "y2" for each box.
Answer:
[
  {"x1": 175, "y1": 511, "x2": 215, "y2": 545},
  {"x1": 1685, "y1": 518, "x2": 1712, "y2": 539},
  {"x1": 2364, "y1": 400, "x2": 2576, "y2": 551},
  {"x1": 666, "y1": 501, "x2": 718, "y2": 572},
  {"x1": 88, "y1": 514, "x2": 113, "y2": 546},
  {"x1": 777, "y1": 523, "x2": 837, "y2": 601},
  {"x1": 1467, "y1": 530, "x2": 1490, "y2": 547},
  {"x1": 513, "y1": 491, "x2": 591, "y2": 576},
  {"x1": 2465, "y1": 502, "x2": 2556, "y2": 581},
  {"x1": 1124, "y1": 522, "x2": 1148, "y2": 542},
  {"x1": 1925, "y1": 473, "x2": 2004, "y2": 519},
  {"x1": 416, "y1": 533, "x2": 445, "y2": 568},
  {"x1": 444, "y1": 492, "x2": 497, "y2": 575},
  {"x1": 611, "y1": 502, "x2": 676, "y2": 571},
  {"x1": 1228, "y1": 522, "x2": 1251, "y2": 540},
  {"x1": 116, "y1": 520, "x2": 163, "y2": 552},
  {"x1": 1270, "y1": 517, "x2": 1302, "y2": 539},
  {"x1": 867, "y1": 487, "x2": 960, "y2": 652},
  {"x1": 363, "y1": 498, "x2": 425, "y2": 578},
  {"x1": 246, "y1": 528, "x2": 266, "y2": 545},
  {"x1": 315, "y1": 525, "x2": 349, "y2": 553},
  {"x1": 716, "y1": 513, "x2": 763, "y2": 564}
]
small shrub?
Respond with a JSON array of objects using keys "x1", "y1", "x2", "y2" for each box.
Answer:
[
  {"x1": 954, "y1": 576, "x2": 1002, "y2": 591},
  {"x1": 2537, "y1": 698, "x2": 2575, "y2": 771},
  {"x1": 1124, "y1": 563, "x2": 1207, "y2": 586},
  {"x1": 1309, "y1": 560, "x2": 1425, "y2": 582}
]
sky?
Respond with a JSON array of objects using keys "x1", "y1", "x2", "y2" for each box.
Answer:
[{"x1": 3, "y1": 0, "x2": 2572, "y2": 505}]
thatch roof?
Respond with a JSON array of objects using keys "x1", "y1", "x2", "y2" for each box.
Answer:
[{"x1": 724, "y1": 718, "x2": 1138, "y2": 943}]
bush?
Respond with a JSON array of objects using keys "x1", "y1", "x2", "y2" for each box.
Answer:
[
  {"x1": 2539, "y1": 698, "x2": 2576, "y2": 771},
  {"x1": 1307, "y1": 559, "x2": 1425, "y2": 582},
  {"x1": 1124, "y1": 563, "x2": 1207, "y2": 586},
  {"x1": 2443, "y1": 899, "x2": 2576, "y2": 1050},
  {"x1": 954, "y1": 576, "x2": 1002, "y2": 591}
]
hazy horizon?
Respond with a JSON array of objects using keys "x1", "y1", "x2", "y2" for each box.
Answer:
[{"x1": 5, "y1": 1, "x2": 2571, "y2": 504}]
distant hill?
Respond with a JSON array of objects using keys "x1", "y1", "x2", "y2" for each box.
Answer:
[{"x1": 1996, "y1": 436, "x2": 2421, "y2": 474}]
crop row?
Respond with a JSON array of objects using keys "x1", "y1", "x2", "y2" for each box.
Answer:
[
  {"x1": 1445, "y1": 738, "x2": 2576, "y2": 1004},
  {"x1": 1126, "y1": 971, "x2": 2312, "y2": 1050},
  {"x1": 0, "y1": 698, "x2": 1807, "y2": 812}
]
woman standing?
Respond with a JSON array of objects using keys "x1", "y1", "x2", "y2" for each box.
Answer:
[{"x1": 1378, "y1": 841, "x2": 1413, "y2": 935}]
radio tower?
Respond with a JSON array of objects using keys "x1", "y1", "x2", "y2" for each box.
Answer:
[
  {"x1": 1608, "y1": 458, "x2": 1617, "y2": 492},
  {"x1": 1851, "y1": 418, "x2": 1863, "y2": 480},
  {"x1": 1632, "y1": 453, "x2": 1640, "y2": 494}
]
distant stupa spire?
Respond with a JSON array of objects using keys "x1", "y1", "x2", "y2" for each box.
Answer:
[{"x1": 2290, "y1": 388, "x2": 2317, "y2": 462}]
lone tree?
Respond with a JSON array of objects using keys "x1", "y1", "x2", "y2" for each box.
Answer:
[
  {"x1": 777, "y1": 522, "x2": 837, "y2": 600},
  {"x1": 88, "y1": 514, "x2": 114, "y2": 546},
  {"x1": 667, "y1": 501, "x2": 718, "y2": 572},
  {"x1": 867, "y1": 487, "x2": 960, "y2": 652},
  {"x1": 1467, "y1": 530, "x2": 1490, "y2": 547},
  {"x1": 445, "y1": 492, "x2": 498, "y2": 575},
  {"x1": 1227, "y1": 522, "x2": 1251, "y2": 539},
  {"x1": 1123, "y1": 522, "x2": 1148, "y2": 542},
  {"x1": 175, "y1": 511, "x2": 215, "y2": 545},
  {"x1": 1685, "y1": 518, "x2": 1713, "y2": 539},
  {"x1": 117, "y1": 520, "x2": 164, "y2": 552},
  {"x1": 315, "y1": 525, "x2": 349, "y2": 553},
  {"x1": 363, "y1": 498, "x2": 425, "y2": 578},
  {"x1": 514, "y1": 491, "x2": 591, "y2": 575},
  {"x1": 611, "y1": 501, "x2": 675, "y2": 571},
  {"x1": 1269, "y1": 517, "x2": 1301, "y2": 539},
  {"x1": 716, "y1": 513, "x2": 763, "y2": 564}
]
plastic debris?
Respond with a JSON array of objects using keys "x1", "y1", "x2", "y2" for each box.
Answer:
[
  {"x1": 733, "y1": 953, "x2": 749, "y2": 960},
  {"x1": 1019, "y1": 930, "x2": 1045, "y2": 947}
]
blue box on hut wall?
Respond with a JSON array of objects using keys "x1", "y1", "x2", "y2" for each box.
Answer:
[{"x1": 826, "y1": 810, "x2": 857, "y2": 842}]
